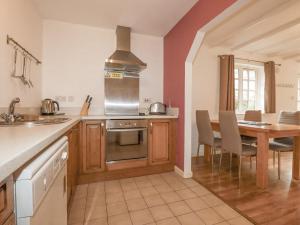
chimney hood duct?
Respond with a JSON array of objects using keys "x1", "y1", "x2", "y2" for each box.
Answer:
[{"x1": 105, "y1": 26, "x2": 147, "y2": 72}]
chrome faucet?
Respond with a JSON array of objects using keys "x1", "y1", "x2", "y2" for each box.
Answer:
[{"x1": 1, "y1": 97, "x2": 20, "y2": 123}]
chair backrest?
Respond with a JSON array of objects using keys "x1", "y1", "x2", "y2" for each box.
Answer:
[
  {"x1": 278, "y1": 111, "x2": 300, "y2": 125},
  {"x1": 219, "y1": 111, "x2": 242, "y2": 155},
  {"x1": 196, "y1": 110, "x2": 214, "y2": 146},
  {"x1": 244, "y1": 110, "x2": 262, "y2": 122}
]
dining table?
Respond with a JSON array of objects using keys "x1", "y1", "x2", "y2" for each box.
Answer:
[{"x1": 204, "y1": 120, "x2": 300, "y2": 189}]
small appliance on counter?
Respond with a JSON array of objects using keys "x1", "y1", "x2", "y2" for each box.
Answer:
[
  {"x1": 41, "y1": 98, "x2": 60, "y2": 115},
  {"x1": 149, "y1": 102, "x2": 167, "y2": 115}
]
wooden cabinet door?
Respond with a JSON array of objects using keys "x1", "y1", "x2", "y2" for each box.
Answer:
[
  {"x1": 0, "y1": 176, "x2": 13, "y2": 225},
  {"x1": 149, "y1": 120, "x2": 171, "y2": 165},
  {"x1": 67, "y1": 124, "x2": 79, "y2": 206},
  {"x1": 81, "y1": 121, "x2": 105, "y2": 174}
]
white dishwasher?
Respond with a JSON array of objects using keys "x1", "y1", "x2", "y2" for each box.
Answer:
[{"x1": 15, "y1": 136, "x2": 68, "y2": 225}]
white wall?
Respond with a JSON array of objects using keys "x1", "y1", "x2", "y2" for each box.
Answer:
[
  {"x1": 0, "y1": 0, "x2": 43, "y2": 108},
  {"x1": 191, "y1": 43, "x2": 300, "y2": 156},
  {"x1": 42, "y1": 20, "x2": 164, "y2": 114}
]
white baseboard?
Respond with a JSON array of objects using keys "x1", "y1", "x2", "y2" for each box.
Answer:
[{"x1": 174, "y1": 166, "x2": 193, "y2": 178}]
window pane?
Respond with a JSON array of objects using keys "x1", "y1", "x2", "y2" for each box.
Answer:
[
  {"x1": 249, "y1": 91, "x2": 255, "y2": 101},
  {"x1": 248, "y1": 101, "x2": 255, "y2": 109},
  {"x1": 234, "y1": 69, "x2": 239, "y2": 79},
  {"x1": 243, "y1": 91, "x2": 248, "y2": 100},
  {"x1": 235, "y1": 90, "x2": 239, "y2": 99},
  {"x1": 240, "y1": 101, "x2": 248, "y2": 112},
  {"x1": 243, "y1": 70, "x2": 248, "y2": 79},
  {"x1": 235, "y1": 80, "x2": 239, "y2": 89},
  {"x1": 243, "y1": 81, "x2": 248, "y2": 90},
  {"x1": 249, "y1": 81, "x2": 255, "y2": 90},
  {"x1": 249, "y1": 71, "x2": 256, "y2": 80}
]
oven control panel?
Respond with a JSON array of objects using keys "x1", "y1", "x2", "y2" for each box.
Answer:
[{"x1": 106, "y1": 119, "x2": 148, "y2": 129}]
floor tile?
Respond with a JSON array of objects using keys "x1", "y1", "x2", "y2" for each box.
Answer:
[
  {"x1": 185, "y1": 197, "x2": 209, "y2": 211},
  {"x1": 107, "y1": 201, "x2": 128, "y2": 216},
  {"x1": 122, "y1": 182, "x2": 138, "y2": 192},
  {"x1": 176, "y1": 189, "x2": 197, "y2": 200},
  {"x1": 168, "y1": 181, "x2": 186, "y2": 191},
  {"x1": 196, "y1": 208, "x2": 224, "y2": 225},
  {"x1": 85, "y1": 205, "x2": 107, "y2": 220},
  {"x1": 144, "y1": 194, "x2": 165, "y2": 207},
  {"x1": 136, "y1": 181, "x2": 153, "y2": 188},
  {"x1": 189, "y1": 185, "x2": 210, "y2": 196},
  {"x1": 149, "y1": 205, "x2": 173, "y2": 221},
  {"x1": 68, "y1": 208, "x2": 85, "y2": 224},
  {"x1": 139, "y1": 187, "x2": 158, "y2": 197},
  {"x1": 120, "y1": 178, "x2": 135, "y2": 184},
  {"x1": 73, "y1": 184, "x2": 88, "y2": 199},
  {"x1": 86, "y1": 195, "x2": 106, "y2": 208},
  {"x1": 181, "y1": 179, "x2": 200, "y2": 187},
  {"x1": 108, "y1": 213, "x2": 133, "y2": 225},
  {"x1": 201, "y1": 194, "x2": 224, "y2": 207},
  {"x1": 130, "y1": 209, "x2": 154, "y2": 225},
  {"x1": 213, "y1": 204, "x2": 240, "y2": 220},
  {"x1": 124, "y1": 189, "x2": 142, "y2": 200},
  {"x1": 84, "y1": 217, "x2": 108, "y2": 225},
  {"x1": 154, "y1": 184, "x2": 173, "y2": 193},
  {"x1": 156, "y1": 217, "x2": 180, "y2": 225},
  {"x1": 160, "y1": 191, "x2": 182, "y2": 203},
  {"x1": 168, "y1": 201, "x2": 192, "y2": 216},
  {"x1": 215, "y1": 222, "x2": 230, "y2": 225},
  {"x1": 177, "y1": 212, "x2": 205, "y2": 225},
  {"x1": 70, "y1": 197, "x2": 86, "y2": 211},
  {"x1": 106, "y1": 192, "x2": 125, "y2": 204},
  {"x1": 126, "y1": 198, "x2": 148, "y2": 211},
  {"x1": 227, "y1": 216, "x2": 254, "y2": 225}
]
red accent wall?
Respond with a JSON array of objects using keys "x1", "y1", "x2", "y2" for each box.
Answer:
[{"x1": 164, "y1": 0, "x2": 237, "y2": 170}]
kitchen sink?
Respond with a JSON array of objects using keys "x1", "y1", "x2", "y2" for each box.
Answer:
[{"x1": 0, "y1": 116, "x2": 71, "y2": 127}]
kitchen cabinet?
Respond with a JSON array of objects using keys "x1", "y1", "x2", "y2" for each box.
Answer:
[
  {"x1": 80, "y1": 121, "x2": 105, "y2": 174},
  {"x1": 67, "y1": 124, "x2": 79, "y2": 206},
  {"x1": 148, "y1": 119, "x2": 176, "y2": 165},
  {"x1": 0, "y1": 176, "x2": 14, "y2": 225}
]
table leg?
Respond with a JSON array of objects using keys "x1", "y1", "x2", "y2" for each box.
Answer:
[
  {"x1": 256, "y1": 132, "x2": 269, "y2": 189},
  {"x1": 204, "y1": 145, "x2": 211, "y2": 162},
  {"x1": 293, "y1": 136, "x2": 300, "y2": 179}
]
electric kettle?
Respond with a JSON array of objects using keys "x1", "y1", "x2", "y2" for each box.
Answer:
[{"x1": 41, "y1": 99, "x2": 60, "y2": 115}]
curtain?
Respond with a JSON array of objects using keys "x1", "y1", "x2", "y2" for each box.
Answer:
[
  {"x1": 264, "y1": 61, "x2": 276, "y2": 113},
  {"x1": 219, "y1": 55, "x2": 235, "y2": 111}
]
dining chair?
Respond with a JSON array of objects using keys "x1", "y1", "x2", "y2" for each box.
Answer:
[
  {"x1": 241, "y1": 110, "x2": 262, "y2": 145},
  {"x1": 269, "y1": 111, "x2": 299, "y2": 179},
  {"x1": 196, "y1": 110, "x2": 221, "y2": 168},
  {"x1": 219, "y1": 111, "x2": 257, "y2": 181}
]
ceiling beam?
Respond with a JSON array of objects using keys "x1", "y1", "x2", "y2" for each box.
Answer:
[
  {"x1": 231, "y1": 17, "x2": 300, "y2": 50},
  {"x1": 208, "y1": 0, "x2": 297, "y2": 47}
]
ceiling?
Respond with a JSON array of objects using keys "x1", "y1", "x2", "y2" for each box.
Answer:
[
  {"x1": 205, "y1": 0, "x2": 300, "y2": 61},
  {"x1": 32, "y1": 0, "x2": 198, "y2": 36}
]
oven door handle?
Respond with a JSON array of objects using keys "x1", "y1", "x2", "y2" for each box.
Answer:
[{"x1": 106, "y1": 128, "x2": 148, "y2": 132}]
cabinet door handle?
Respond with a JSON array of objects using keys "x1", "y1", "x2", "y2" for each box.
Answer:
[
  {"x1": 150, "y1": 122, "x2": 153, "y2": 134},
  {"x1": 101, "y1": 123, "x2": 105, "y2": 136}
]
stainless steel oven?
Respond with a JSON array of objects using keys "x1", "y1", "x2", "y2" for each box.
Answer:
[{"x1": 106, "y1": 119, "x2": 148, "y2": 162}]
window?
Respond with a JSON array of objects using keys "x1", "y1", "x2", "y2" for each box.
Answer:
[{"x1": 234, "y1": 64, "x2": 264, "y2": 114}]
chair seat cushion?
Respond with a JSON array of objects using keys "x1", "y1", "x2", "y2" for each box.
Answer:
[
  {"x1": 213, "y1": 137, "x2": 222, "y2": 148},
  {"x1": 274, "y1": 137, "x2": 293, "y2": 145},
  {"x1": 241, "y1": 144, "x2": 257, "y2": 156},
  {"x1": 241, "y1": 135, "x2": 257, "y2": 145},
  {"x1": 269, "y1": 142, "x2": 293, "y2": 152}
]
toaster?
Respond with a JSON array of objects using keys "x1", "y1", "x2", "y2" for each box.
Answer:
[{"x1": 149, "y1": 102, "x2": 167, "y2": 115}]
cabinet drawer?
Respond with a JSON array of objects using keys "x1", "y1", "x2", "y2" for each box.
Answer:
[
  {"x1": 3, "y1": 214, "x2": 15, "y2": 225},
  {"x1": 0, "y1": 176, "x2": 14, "y2": 225}
]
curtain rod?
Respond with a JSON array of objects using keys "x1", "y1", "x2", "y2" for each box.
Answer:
[{"x1": 218, "y1": 55, "x2": 281, "y2": 66}]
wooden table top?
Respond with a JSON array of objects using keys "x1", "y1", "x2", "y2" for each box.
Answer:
[{"x1": 211, "y1": 120, "x2": 300, "y2": 138}]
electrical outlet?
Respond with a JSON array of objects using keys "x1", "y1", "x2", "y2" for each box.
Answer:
[
  {"x1": 144, "y1": 98, "x2": 152, "y2": 103},
  {"x1": 68, "y1": 96, "x2": 75, "y2": 102},
  {"x1": 55, "y1": 96, "x2": 66, "y2": 102}
]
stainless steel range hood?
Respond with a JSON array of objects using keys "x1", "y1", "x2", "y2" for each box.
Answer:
[{"x1": 105, "y1": 26, "x2": 147, "y2": 72}]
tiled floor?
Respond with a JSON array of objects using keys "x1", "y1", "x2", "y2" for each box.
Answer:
[{"x1": 68, "y1": 172, "x2": 253, "y2": 225}]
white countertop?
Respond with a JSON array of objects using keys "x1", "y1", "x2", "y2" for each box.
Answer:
[{"x1": 0, "y1": 114, "x2": 178, "y2": 183}]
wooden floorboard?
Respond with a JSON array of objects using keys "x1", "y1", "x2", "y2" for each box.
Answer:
[{"x1": 192, "y1": 152, "x2": 300, "y2": 225}]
